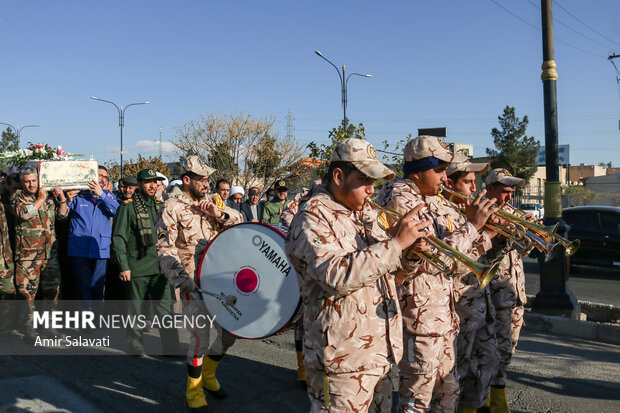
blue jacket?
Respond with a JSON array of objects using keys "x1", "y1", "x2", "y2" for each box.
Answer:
[{"x1": 67, "y1": 190, "x2": 119, "y2": 259}]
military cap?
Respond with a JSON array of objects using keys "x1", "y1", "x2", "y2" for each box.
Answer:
[
  {"x1": 485, "y1": 168, "x2": 525, "y2": 187},
  {"x1": 403, "y1": 136, "x2": 468, "y2": 163},
  {"x1": 273, "y1": 179, "x2": 288, "y2": 191},
  {"x1": 446, "y1": 161, "x2": 489, "y2": 177},
  {"x1": 137, "y1": 169, "x2": 165, "y2": 181},
  {"x1": 179, "y1": 155, "x2": 217, "y2": 177},
  {"x1": 330, "y1": 138, "x2": 395, "y2": 180}
]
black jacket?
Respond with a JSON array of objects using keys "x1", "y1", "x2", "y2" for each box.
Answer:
[{"x1": 240, "y1": 200, "x2": 263, "y2": 222}]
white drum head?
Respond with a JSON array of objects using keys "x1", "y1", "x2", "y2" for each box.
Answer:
[{"x1": 197, "y1": 222, "x2": 300, "y2": 339}]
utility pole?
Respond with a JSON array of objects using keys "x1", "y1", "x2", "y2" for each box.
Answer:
[{"x1": 532, "y1": 0, "x2": 580, "y2": 319}]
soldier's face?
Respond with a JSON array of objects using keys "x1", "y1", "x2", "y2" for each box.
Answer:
[
  {"x1": 139, "y1": 179, "x2": 159, "y2": 197},
  {"x1": 21, "y1": 173, "x2": 39, "y2": 195},
  {"x1": 486, "y1": 183, "x2": 514, "y2": 204},
  {"x1": 184, "y1": 174, "x2": 209, "y2": 200},
  {"x1": 275, "y1": 189, "x2": 287, "y2": 201},
  {"x1": 455, "y1": 172, "x2": 476, "y2": 195},
  {"x1": 332, "y1": 169, "x2": 375, "y2": 211},
  {"x1": 411, "y1": 164, "x2": 448, "y2": 196}
]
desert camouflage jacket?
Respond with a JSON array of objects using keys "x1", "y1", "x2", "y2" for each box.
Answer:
[
  {"x1": 486, "y1": 236, "x2": 533, "y2": 309},
  {"x1": 10, "y1": 190, "x2": 67, "y2": 262},
  {"x1": 378, "y1": 178, "x2": 484, "y2": 336},
  {"x1": 156, "y1": 191, "x2": 243, "y2": 288},
  {"x1": 285, "y1": 184, "x2": 407, "y2": 374}
]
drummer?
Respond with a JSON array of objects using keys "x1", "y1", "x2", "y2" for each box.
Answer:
[
  {"x1": 285, "y1": 138, "x2": 432, "y2": 412},
  {"x1": 156, "y1": 156, "x2": 243, "y2": 413}
]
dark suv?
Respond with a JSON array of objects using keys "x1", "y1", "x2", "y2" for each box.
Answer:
[{"x1": 562, "y1": 206, "x2": 620, "y2": 270}]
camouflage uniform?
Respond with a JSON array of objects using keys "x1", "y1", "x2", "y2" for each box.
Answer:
[
  {"x1": 10, "y1": 189, "x2": 67, "y2": 319},
  {"x1": 378, "y1": 179, "x2": 486, "y2": 413},
  {"x1": 446, "y1": 202, "x2": 499, "y2": 409},
  {"x1": 0, "y1": 203, "x2": 14, "y2": 294},
  {"x1": 279, "y1": 191, "x2": 303, "y2": 229},
  {"x1": 157, "y1": 190, "x2": 243, "y2": 364},
  {"x1": 486, "y1": 238, "x2": 531, "y2": 388},
  {"x1": 286, "y1": 184, "x2": 409, "y2": 412}
]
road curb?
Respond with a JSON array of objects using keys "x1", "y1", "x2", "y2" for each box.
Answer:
[{"x1": 524, "y1": 312, "x2": 620, "y2": 345}]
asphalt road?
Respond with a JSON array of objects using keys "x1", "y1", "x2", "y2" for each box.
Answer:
[
  {"x1": 1, "y1": 327, "x2": 619, "y2": 413},
  {"x1": 523, "y1": 257, "x2": 620, "y2": 307}
]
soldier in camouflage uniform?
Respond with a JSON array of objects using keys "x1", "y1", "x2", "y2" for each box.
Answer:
[
  {"x1": 285, "y1": 138, "x2": 433, "y2": 413},
  {"x1": 443, "y1": 162, "x2": 502, "y2": 413},
  {"x1": 261, "y1": 179, "x2": 289, "y2": 224},
  {"x1": 10, "y1": 166, "x2": 72, "y2": 342},
  {"x1": 156, "y1": 156, "x2": 243, "y2": 412},
  {"x1": 482, "y1": 169, "x2": 534, "y2": 413},
  {"x1": 378, "y1": 136, "x2": 498, "y2": 413},
  {"x1": 0, "y1": 202, "x2": 15, "y2": 337}
]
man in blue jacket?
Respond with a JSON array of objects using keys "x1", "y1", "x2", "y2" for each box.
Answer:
[{"x1": 68, "y1": 165, "x2": 119, "y2": 301}]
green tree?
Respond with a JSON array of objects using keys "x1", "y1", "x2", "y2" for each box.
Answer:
[
  {"x1": 486, "y1": 106, "x2": 540, "y2": 183},
  {"x1": 563, "y1": 186, "x2": 598, "y2": 206},
  {"x1": 0, "y1": 127, "x2": 19, "y2": 170},
  {"x1": 306, "y1": 122, "x2": 367, "y2": 177}
]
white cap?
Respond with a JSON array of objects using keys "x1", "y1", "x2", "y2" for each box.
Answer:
[
  {"x1": 155, "y1": 172, "x2": 169, "y2": 187},
  {"x1": 229, "y1": 186, "x2": 245, "y2": 197}
]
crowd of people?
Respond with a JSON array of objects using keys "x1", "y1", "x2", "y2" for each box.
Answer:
[{"x1": 0, "y1": 138, "x2": 535, "y2": 413}]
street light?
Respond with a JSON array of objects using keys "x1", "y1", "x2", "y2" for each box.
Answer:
[
  {"x1": 90, "y1": 97, "x2": 150, "y2": 177},
  {"x1": 0, "y1": 122, "x2": 41, "y2": 141},
  {"x1": 315, "y1": 50, "x2": 372, "y2": 130}
]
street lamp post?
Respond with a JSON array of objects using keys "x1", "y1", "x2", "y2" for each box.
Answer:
[
  {"x1": 0, "y1": 122, "x2": 41, "y2": 142},
  {"x1": 314, "y1": 51, "x2": 371, "y2": 130},
  {"x1": 90, "y1": 97, "x2": 150, "y2": 177}
]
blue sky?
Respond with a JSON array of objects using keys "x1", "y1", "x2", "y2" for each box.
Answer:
[{"x1": 1, "y1": 0, "x2": 619, "y2": 167}]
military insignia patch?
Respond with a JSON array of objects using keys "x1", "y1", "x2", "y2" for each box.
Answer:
[
  {"x1": 500, "y1": 168, "x2": 512, "y2": 176},
  {"x1": 279, "y1": 181, "x2": 286, "y2": 187},
  {"x1": 437, "y1": 138, "x2": 448, "y2": 149},
  {"x1": 366, "y1": 144, "x2": 378, "y2": 160},
  {"x1": 157, "y1": 231, "x2": 166, "y2": 239}
]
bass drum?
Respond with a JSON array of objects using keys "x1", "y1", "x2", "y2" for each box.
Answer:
[{"x1": 196, "y1": 222, "x2": 301, "y2": 339}]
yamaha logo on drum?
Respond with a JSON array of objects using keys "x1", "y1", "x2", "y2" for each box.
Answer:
[{"x1": 252, "y1": 234, "x2": 292, "y2": 277}]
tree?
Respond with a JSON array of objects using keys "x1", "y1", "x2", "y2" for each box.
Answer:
[
  {"x1": 306, "y1": 122, "x2": 367, "y2": 177},
  {"x1": 486, "y1": 106, "x2": 540, "y2": 184},
  {"x1": 563, "y1": 186, "x2": 598, "y2": 206},
  {"x1": 173, "y1": 113, "x2": 304, "y2": 195},
  {"x1": 105, "y1": 155, "x2": 170, "y2": 183},
  {"x1": 0, "y1": 128, "x2": 19, "y2": 170}
]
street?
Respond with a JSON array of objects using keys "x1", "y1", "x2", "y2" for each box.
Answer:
[
  {"x1": 524, "y1": 257, "x2": 620, "y2": 308},
  {"x1": 1, "y1": 326, "x2": 620, "y2": 413}
]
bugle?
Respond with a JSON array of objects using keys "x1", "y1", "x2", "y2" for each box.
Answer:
[
  {"x1": 440, "y1": 186, "x2": 563, "y2": 262},
  {"x1": 367, "y1": 199, "x2": 498, "y2": 290}
]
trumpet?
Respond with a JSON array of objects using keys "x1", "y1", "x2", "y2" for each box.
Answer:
[
  {"x1": 367, "y1": 199, "x2": 498, "y2": 290},
  {"x1": 440, "y1": 186, "x2": 579, "y2": 259}
]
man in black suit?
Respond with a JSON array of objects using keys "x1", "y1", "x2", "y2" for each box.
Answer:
[{"x1": 240, "y1": 186, "x2": 262, "y2": 222}]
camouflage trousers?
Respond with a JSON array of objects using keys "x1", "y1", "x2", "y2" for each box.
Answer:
[
  {"x1": 492, "y1": 306, "x2": 524, "y2": 387},
  {"x1": 398, "y1": 333, "x2": 459, "y2": 413},
  {"x1": 306, "y1": 364, "x2": 392, "y2": 413},
  {"x1": 16, "y1": 255, "x2": 61, "y2": 309},
  {"x1": 182, "y1": 291, "x2": 237, "y2": 366},
  {"x1": 455, "y1": 323, "x2": 499, "y2": 409}
]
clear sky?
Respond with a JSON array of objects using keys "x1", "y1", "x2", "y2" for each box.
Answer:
[{"x1": 1, "y1": 0, "x2": 619, "y2": 168}]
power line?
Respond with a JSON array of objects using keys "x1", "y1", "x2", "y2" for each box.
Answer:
[
  {"x1": 552, "y1": 0, "x2": 620, "y2": 48},
  {"x1": 488, "y1": 0, "x2": 606, "y2": 58},
  {"x1": 524, "y1": 0, "x2": 616, "y2": 51}
]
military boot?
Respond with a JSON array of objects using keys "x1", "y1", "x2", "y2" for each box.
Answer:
[
  {"x1": 457, "y1": 404, "x2": 478, "y2": 413},
  {"x1": 296, "y1": 351, "x2": 306, "y2": 383},
  {"x1": 202, "y1": 356, "x2": 227, "y2": 399},
  {"x1": 0, "y1": 293, "x2": 15, "y2": 337},
  {"x1": 489, "y1": 386, "x2": 511, "y2": 413}
]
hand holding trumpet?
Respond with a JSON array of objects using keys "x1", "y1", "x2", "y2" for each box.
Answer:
[{"x1": 388, "y1": 204, "x2": 433, "y2": 253}]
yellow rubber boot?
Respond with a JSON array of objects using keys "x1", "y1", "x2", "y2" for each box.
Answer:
[
  {"x1": 186, "y1": 375, "x2": 207, "y2": 409},
  {"x1": 296, "y1": 351, "x2": 306, "y2": 382},
  {"x1": 490, "y1": 386, "x2": 511, "y2": 413},
  {"x1": 456, "y1": 404, "x2": 477, "y2": 413},
  {"x1": 202, "y1": 357, "x2": 227, "y2": 399},
  {"x1": 485, "y1": 392, "x2": 491, "y2": 408}
]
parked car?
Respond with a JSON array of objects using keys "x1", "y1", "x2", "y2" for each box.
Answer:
[
  {"x1": 519, "y1": 202, "x2": 544, "y2": 220},
  {"x1": 562, "y1": 206, "x2": 620, "y2": 270}
]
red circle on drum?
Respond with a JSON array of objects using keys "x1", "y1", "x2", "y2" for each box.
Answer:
[{"x1": 234, "y1": 266, "x2": 259, "y2": 294}]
